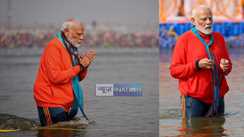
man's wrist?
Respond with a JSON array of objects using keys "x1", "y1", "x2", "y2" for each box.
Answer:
[
  {"x1": 195, "y1": 60, "x2": 201, "y2": 70},
  {"x1": 80, "y1": 64, "x2": 84, "y2": 71}
]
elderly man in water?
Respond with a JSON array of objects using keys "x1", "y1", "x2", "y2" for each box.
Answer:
[
  {"x1": 170, "y1": 5, "x2": 232, "y2": 119},
  {"x1": 33, "y1": 19, "x2": 96, "y2": 126}
]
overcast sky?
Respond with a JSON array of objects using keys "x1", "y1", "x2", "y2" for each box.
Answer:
[{"x1": 0, "y1": 0, "x2": 158, "y2": 31}]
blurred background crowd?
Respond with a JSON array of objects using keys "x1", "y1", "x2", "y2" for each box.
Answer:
[
  {"x1": 159, "y1": 22, "x2": 244, "y2": 49},
  {"x1": 159, "y1": 0, "x2": 244, "y2": 50},
  {"x1": 0, "y1": 0, "x2": 157, "y2": 49},
  {"x1": 0, "y1": 23, "x2": 158, "y2": 48}
]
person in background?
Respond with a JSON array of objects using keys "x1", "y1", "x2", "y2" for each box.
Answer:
[
  {"x1": 33, "y1": 19, "x2": 96, "y2": 126},
  {"x1": 170, "y1": 5, "x2": 232, "y2": 119}
]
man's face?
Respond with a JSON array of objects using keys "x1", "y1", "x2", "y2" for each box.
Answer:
[
  {"x1": 192, "y1": 9, "x2": 213, "y2": 35},
  {"x1": 67, "y1": 25, "x2": 84, "y2": 47}
]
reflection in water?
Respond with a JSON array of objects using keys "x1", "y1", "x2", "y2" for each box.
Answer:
[
  {"x1": 37, "y1": 129, "x2": 86, "y2": 137},
  {"x1": 160, "y1": 108, "x2": 181, "y2": 119},
  {"x1": 179, "y1": 117, "x2": 226, "y2": 137}
]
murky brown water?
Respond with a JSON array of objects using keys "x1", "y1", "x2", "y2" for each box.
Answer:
[
  {"x1": 160, "y1": 48, "x2": 244, "y2": 137},
  {"x1": 0, "y1": 47, "x2": 159, "y2": 137}
]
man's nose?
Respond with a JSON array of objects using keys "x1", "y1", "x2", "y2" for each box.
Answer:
[{"x1": 80, "y1": 35, "x2": 84, "y2": 40}]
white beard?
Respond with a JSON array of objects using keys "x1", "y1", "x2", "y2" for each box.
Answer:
[
  {"x1": 67, "y1": 37, "x2": 81, "y2": 47},
  {"x1": 72, "y1": 43, "x2": 81, "y2": 48},
  {"x1": 196, "y1": 25, "x2": 212, "y2": 35}
]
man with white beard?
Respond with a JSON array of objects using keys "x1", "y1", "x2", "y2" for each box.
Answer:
[
  {"x1": 33, "y1": 19, "x2": 96, "y2": 126},
  {"x1": 170, "y1": 5, "x2": 232, "y2": 118}
]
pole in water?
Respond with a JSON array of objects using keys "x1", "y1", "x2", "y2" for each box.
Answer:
[
  {"x1": 181, "y1": 96, "x2": 187, "y2": 129},
  {"x1": 0, "y1": 129, "x2": 18, "y2": 133}
]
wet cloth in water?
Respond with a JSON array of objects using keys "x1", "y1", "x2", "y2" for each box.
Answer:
[
  {"x1": 37, "y1": 107, "x2": 77, "y2": 126},
  {"x1": 57, "y1": 32, "x2": 88, "y2": 120},
  {"x1": 183, "y1": 96, "x2": 224, "y2": 119}
]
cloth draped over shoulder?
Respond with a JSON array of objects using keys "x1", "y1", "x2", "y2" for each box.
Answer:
[
  {"x1": 170, "y1": 27, "x2": 232, "y2": 107},
  {"x1": 191, "y1": 27, "x2": 220, "y2": 116},
  {"x1": 56, "y1": 32, "x2": 89, "y2": 120}
]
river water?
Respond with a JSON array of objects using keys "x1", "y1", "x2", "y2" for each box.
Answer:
[
  {"x1": 160, "y1": 48, "x2": 244, "y2": 137},
  {"x1": 0, "y1": 47, "x2": 159, "y2": 137}
]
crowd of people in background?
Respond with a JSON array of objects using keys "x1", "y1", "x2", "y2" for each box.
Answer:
[
  {"x1": 1, "y1": 24, "x2": 243, "y2": 49},
  {"x1": 226, "y1": 34, "x2": 244, "y2": 48},
  {"x1": 0, "y1": 29, "x2": 53, "y2": 48},
  {"x1": 159, "y1": 27, "x2": 244, "y2": 49},
  {"x1": 0, "y1": 24, "x2": 158, "y2": 48}
]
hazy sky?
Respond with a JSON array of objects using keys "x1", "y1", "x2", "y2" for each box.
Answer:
[{"x1": 0, "y1": 0, "x2": 158, "y2": 31}]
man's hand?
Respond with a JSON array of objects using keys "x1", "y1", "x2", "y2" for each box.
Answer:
[
  {"x1": 84, "y1": 50, "x2": 96, "y2": 61},
  {"x1": 198, "y1": 58, "x2": 214, "y2": 69},
  {"x1": 79, "y1": 56, "x2": 90, "y2": 68},
  {"x1": 78, "y1": 50, "x2": 96, "y2": 68},
  {"x1": 220, "y1": 58, "x2": 230, "y2": 72}
]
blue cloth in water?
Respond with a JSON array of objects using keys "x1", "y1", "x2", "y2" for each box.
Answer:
[
  {"x1": 37, "y1": 107, "x2": 78, "y2": 126},
  {"x1": 56, "y1": 32, "x2": 89, "y2": 120},
  {"x1": 184, "y1": 96, "x2": 224, "y2": 119}
]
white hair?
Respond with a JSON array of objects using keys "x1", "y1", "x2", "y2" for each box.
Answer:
[
  {"x1": 61, "y1": 20, "x2": 73, "y2": 31},
  {"x1": 60, "y1": 19, "x2": 83, "y2": 32},
  {"x1": 191, "y1": 5, "x2": 211, "y2": 19}
]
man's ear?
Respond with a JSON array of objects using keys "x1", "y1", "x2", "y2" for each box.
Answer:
[
  {"x1": 63, "y1": 28, "x2": 70, "y2": 37},
  {"x1": 63, "y1": 28, "x2": 69, "y2": 33},
  {"x1": 190, "y1": 17, "x2": 196, "y2": 26}
]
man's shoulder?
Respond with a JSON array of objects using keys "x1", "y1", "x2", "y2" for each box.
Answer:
[
  {"x1": 48, "y1": 37, "x2": 63, "y2": 48},
  {"x1": 43, "y1": 37, "x2": 64, "y2": 54},
  {"x1": 212, "y1": 32, "x2": 224, "y2": 39},
  {"x1": 179, "y1": 31, "x2": 223, "y2": 39},
  {"x1": 177, "y1": 30, "x2": 193, "y2": 41}
]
